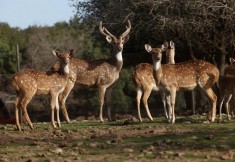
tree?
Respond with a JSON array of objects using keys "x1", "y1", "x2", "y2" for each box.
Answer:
[
  {"x1": 0, "y1": 23, "x2": 25, "y2": 74},
  {"x1": 72, "y1": 0, "x2": 235, "y2": 71},
  {"x1": 70, "y1": 0, "x2": 235, "y2": 115}
]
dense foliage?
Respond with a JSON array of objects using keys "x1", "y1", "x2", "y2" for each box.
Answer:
[{"x1": 72, "y1": 0, "x2": 235, "y2": 72}]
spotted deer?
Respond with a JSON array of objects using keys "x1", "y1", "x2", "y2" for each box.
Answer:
[
  {"x1": 145, "y1": 44, "x2": 219, "y2": 123},
  {"x1": 11, "y1": 49, "x2": 73, "y2": 131},
  {"x1": 134, "y1": 41, "x2": 175, "y2": 122},
  {"x1": 218, "y1": 75, "x2": 235, "y2": 121},
  {"x1": 52, "y1": 20, "x2": 131, "y2": 122}
]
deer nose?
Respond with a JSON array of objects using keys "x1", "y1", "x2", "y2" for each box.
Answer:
[
  {"x1": 118, "y1": 46, "x2": 123, "y2": 51},
  {"x1": 156, "y1": 56, "x2": 161, "y2": 61}
]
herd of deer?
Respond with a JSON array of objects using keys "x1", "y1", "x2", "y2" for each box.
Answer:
[{"x1": 10, "y1": 20, "x2": 235, "y2": 131}]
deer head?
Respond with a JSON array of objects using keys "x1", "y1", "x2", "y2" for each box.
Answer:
[
  {"x1": 229, "y1": 57, "x2": 235, "y2": 64},
  {"x1": 52, "y1": 49, "x2": 74, "y2": 74},
  {"x1": 99, "y1": 20, "x2": 131, "y2": 53},
  {"x1": 144, "y1": 44, "x2": 167, "y2": 70}
]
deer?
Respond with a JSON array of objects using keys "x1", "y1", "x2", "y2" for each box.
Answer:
[
  {"x1": 51, "y1": 20, "x2": 131, "y2": 123},
  {"x1": 144, "y1": 43, "x2": 219, "y2": 123},
  {"x1": 218, "y1": 57, "x2": 235, "y2": 120},
  {"x1": 11, "y1": 49, "x2": 73, "y2": 131},
  {"x1": 224, "y1": 58, "x2": 235, "y2": 75},
  {"x1": 218, "y1": 75, "x2": 235, "y2": 121},
  {"x1": 133, "y1": 41, "x2": 175, "y2": 122}
]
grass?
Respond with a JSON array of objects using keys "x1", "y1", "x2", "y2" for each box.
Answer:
[{"x1": 0, "y1": 115, "x2": 235, "y2": 161}]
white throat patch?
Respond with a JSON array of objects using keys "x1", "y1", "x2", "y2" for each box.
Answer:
[
  {"x1": 153, "y1": 61, "x2": 161, "y2": 71},
  {"x1": 116, "y1": 52, "x2": 123, "y2": 61},
  {"x1": 64, "y1": 64, "x2": 69, "y2": 74}
]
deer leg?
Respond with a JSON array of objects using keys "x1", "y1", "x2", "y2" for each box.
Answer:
[
  {"x1": 170, "y1": 90, "x2": 176, "y2": 123},
  {"x1": 50, "y1": 94, "x2": 57, "y2": 128},
  {"x1": 59, "y1": 81, "x2": 74, "y2": 123},
  {"x1": 232, "y1": 90, "x2": 235, "y2": 120},
  {"x1": 136, "y1": 87, "x2": 143, "y2": 122},
  {"x1": 203, "y1": 88, "x2": 217, "y2": 122},
  {"x1": 15, "y1": 95, "x2": 22, "y2": 131},
  {"x1": 161, "y1": 92, "x2": 169, "y2": 120},
  {"x1": 224, "y1": 95, "x2": 232, "y2": 121},
  {"x1": 99, "y1": 86, "x2": 106, "y2": 122},
  {"x1": 165, "y1": 94, "x2": 172, "y2": 122},
  {"x1": 218, "y1": 95, "x2": 225, "y2": 122},
  {"x1": 21, "y1": 95, "x2": 34, "y2": 130},
  {"x1": 230, "y1": 95, "x2": 235, "y2": 118},
  {"x1": 55, "y1": 95, "x2": 61, "y2": 127},
  {"x1": 106, "y1": 85, "x2": 114, "y2": 122},
  {"x1": 142, "y1": 88, "x2": 153, "y2": 121}
]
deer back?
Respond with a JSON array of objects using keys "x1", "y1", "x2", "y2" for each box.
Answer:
[
  {"x1": 219, "y1": 75, "x2": 235, "y2": 95},
  {"x1": 76, "y1": 59, "x2": 120, "y2": 87},
  {"x1": 12, "y1": 70, "x2": 68, "y2": 95},
  {"x1": 224, "y1": 64, "x2": 235, "y2": 75},
  {"x1": 161, "y1": 60, "x2": 219, "y2": 90},
  {"x1": 53, "y1": 58, "x2": 120, "y2": 88}
]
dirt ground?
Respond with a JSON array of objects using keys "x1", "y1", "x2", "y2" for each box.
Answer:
[{"x1": 0, "y1": 115, "x2": 235, "y2": 162}]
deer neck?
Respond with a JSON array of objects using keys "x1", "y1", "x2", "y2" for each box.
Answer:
[
  {"x1": 153, "y1": 61, "x2": 162, "y2": 85},
  {"x1": 59, "y1": 64, "x2": 70, "y2": 81},
  {"x1": 166, "y1": 49, "x2": 175, "y2": 64},
  {"x1": 111, "y1": 50, "x2": 123, "y2": 71}
]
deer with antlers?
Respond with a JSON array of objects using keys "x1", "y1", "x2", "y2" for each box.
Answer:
[
  {"x1": 145, "y1": 44, "x2": 219, "y2": 123},
  {"x1": 133, "y1": 41, "x2": 175, "y2": 122},
  {"x1": 52, "y1": 20, "x2": 131, "y2": 123},
  {"x1": 11, "y1": 49, "x2": 73, "y2": 131}
]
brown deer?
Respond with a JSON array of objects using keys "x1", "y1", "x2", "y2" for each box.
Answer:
[
  {"x1": 11, "y1": 49, "x2": 73, "y2": 131},
  {"x1": 224, "y1": 58, "x2": 235, "y2": 75},
  {"x1": 133, "y1": 41, "x2": 175, "y2": 122},
  {"x1": 218, "y1": 75, "x2": 235, "y2": 121},
  {"x1": 52, "y1": 20, "x2": 131, "y2": 122},
  {"x1": 218, "y1": 57, "x2": 235, "y2": 120},
  {"x1": 145, "y1": 44, "x2": 219, "y2": 123}
]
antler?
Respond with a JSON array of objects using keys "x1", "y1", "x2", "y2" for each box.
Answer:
[
  {"x1": 120, "y1": 20, "x2": 131, "y2": 37},
  {"x1": 99, "y1": 21, "x2": 115, "y2": 39}
]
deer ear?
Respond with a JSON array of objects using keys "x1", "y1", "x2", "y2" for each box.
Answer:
[
  {"x1": 106, "y1": 36, "x2": 113, "y2": 44},
  {"x1": 52, "y1": 50, "x2": 60, "y2": 57},
  {"x1": 229, "y1": 58, "x2": 235, "y2": 64},
  {"x1": 145, "y1": 44, "x2": 152, "y2": 53},
  {"x1": 170, "y1": 41, "x2": 175, "y2": 48},
  {"x1": 69, "y1": 49, "x2": 74, "y2": 58},
  {"x1": 161, "y1": 44, "x2": 167, "y2": 52},
  {"x1": 233, "y1": 58, "x2": 235, "y2": 64},
  {"x1": 122, "y1": 35, "x2": 129, "y2": 43},
  {"x1": 163, "y1": 41, "x2": 168, "y2": 49}
]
